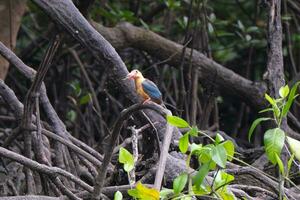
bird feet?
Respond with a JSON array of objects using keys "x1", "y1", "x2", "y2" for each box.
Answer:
[{"x1": 142, "y1": 98, "x2": 151, "y2": 104}]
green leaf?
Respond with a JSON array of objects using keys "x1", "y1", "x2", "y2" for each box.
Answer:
[
  {"x1": 287, "y1": 153, "x2": 295, "y2": 177},
  {"x1": 114, "y1": 191, "x2": 123, "y2": 200},
  {"x1": 221, "y1": 140, "x2": 235, "y2": 161},
  {"x1": 212, "y1": 144, "x2": 227, "y2": 168},
  {"x1": 139, "y1": 18, "x2": 149, "y2": 30},
  {"x1": 193, "y1": 162, "x2": 210, "y2": 188},
  {"x1": 259, "y1": 108, "x2": 274, "y2": 114},
  {"x1": 179, "y1": 133, "x2": 189, "y2": 153},
  {"x1": 265, "y1": 93, "x2": 276, "y2": 105},
  {"x1": 286, "y1": 136, "x2": 300, "y2": 162},
  {"x1": 160, "y1": 188, "x2": 173, "y2": 199},
  {"x1": 190, "y1": 143, "x2": 202, "y2": 154},
  {"x1": 198, "y1": 146, "x2": 212, "y2": 163},
  {"x1": 275, "y1": 154, "x2": 285, "y2": 175},
  {"x1": 282, "y1": 82, "x2": 300, "y2": 117},
  {"x1": 213, "y1": 170, "x2": 234, "y2": 190},
  {"x1": 119, "y1": 147, "x2": 134, "y2": 172},
  {"x1": 215, "y1": 133, "x2": 224, "y2": 144},
  {"x1": 248, "y1": 117, "x2": 271, "y2": 141},
  {"x1": 264, "y1": 128, "x2": 285, "y2": 165},
  {"x1": 66, "y1": 110, "x2": 77, "y2": 122},
  {"x1": 265, "y1": 94, "x2": 280, "y2": 117},
  {"x1": 79, "y1": 93, "x2": 92, "y2": 105},
  {"x1": 279, "y1": 85, "x2": 290, "y2": 98},
  {"x1": 173, "y1": 173, "x2": 188, "y2": 194},
  {"x1": 166, "y1": 115, "x2": 190, "y2": 128},
  {"x1": 188, "y1": 126, "x2": 198, "y2": 137}
]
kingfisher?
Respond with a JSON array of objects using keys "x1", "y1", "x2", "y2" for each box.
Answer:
[{"x1": 125, "y1": 70, "x2": 163, "y2": 104}]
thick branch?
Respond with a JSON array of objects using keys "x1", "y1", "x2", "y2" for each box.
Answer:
[{"x1": 91, "y1": 22, "x2": 267, "y2": 109}]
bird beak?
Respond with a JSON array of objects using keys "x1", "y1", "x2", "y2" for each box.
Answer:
[{"x1": 124, "y1": 72, "x2": 135, "y2": 80}]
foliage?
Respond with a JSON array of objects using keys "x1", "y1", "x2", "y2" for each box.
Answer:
[
  {"x1": 248, "y1": 83, "x2": 300, "y2": 197},
  {"x1": 119, "y1": 147, "x2": 135, "y2": 172},
  {"x1": 157, "y1": 115, "x2": 236, "y2": 199},
  {"x1": 128, "y1": 182, "x2": 160, "y2": 200}
]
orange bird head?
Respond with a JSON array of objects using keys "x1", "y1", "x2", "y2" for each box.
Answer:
[{"x1": 125, "y1": 69, "x2": 144, "y2": 80}]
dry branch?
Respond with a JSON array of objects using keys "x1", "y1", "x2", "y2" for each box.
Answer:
[{"x1": 92, "y1": 103, "x2": 167, "y2": 199}]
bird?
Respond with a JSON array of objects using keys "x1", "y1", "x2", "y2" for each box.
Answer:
[{"x1": 125, "y1": 69, "x2": 163, "y2": 104}]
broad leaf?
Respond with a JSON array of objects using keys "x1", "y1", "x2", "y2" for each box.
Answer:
[
  {"x1": 282, "y1": 82, "x2": 300, "y2": 117},
  {"x1": 119, "y1": 147, "x2": 134, "y2": 172},
  {"x1": 114, "y1": 191, "x2": 123, "y2": 200},
  {"x1": 286, "y1": 136, "x2": 300, "y2": 162},
  {"x1": 279, "y1": 85, "x2": 290, "y2": 98},
  {"x1": 166, "y1": 115, "x2": 190, "y2": 128},
  {"x1": 179, "y1": 133, "x2": 189, "y2": 153},
  {"x1": 212, "y1": 144, "x2": 227, "y2": 168},
  {"x1": 264, "y1": 128, "x2": 285, "y2": 165},
  {"x1": 221, "y1": 140, "x2": 235, "y2": 161},
  {"x1": 173, "y1": 173, "x2": 188, "y2": 194},
  {"x1": 248, "y1": 117, "x2": 271, "y2": 141}
]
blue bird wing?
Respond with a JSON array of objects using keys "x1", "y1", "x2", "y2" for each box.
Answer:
[{"x1": 142, "y1": 79, "x2": 162, "y2": 100}]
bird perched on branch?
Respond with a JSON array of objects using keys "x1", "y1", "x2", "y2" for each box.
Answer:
[{"x1": 125, "y1": 69, "x2": 163, "y2": 105}]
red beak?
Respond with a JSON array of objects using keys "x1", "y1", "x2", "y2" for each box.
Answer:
[{"x1": 125, "y1": 71, "x2": 135, "y2": 80}]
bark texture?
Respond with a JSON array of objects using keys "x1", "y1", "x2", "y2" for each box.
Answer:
[{"x1": 0, "y1": 0, "x2": 27, "y2": 79}]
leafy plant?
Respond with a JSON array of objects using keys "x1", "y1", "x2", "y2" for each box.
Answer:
[
  {"x1": 160, "y1": 115, "x2": 236, "y2": 199},
  {"x1": 248, "y1": 83, "x2": 300, "y2": 164},
  {"x1": 248, "y1": 82, "x2": 300, "y2": 199}
]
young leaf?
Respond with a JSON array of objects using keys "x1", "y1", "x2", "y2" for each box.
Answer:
[
  {"x1": 215, "y1": 133, "x2": 224, "y2": 144},
  {"x1": 275, "y1": 154, "x2": 285, "y2": 175},
  {"x1": 212, "y1": 144, "x2": 227, "y2": 168},
  {"x1": 265, "y1": 93, "x2": 276, "y2": 106},
  {"x1": 282, "y1": 82, "x2": 300, "y2": 117},
  {"x1": 279, "y1": 85, "x2": 290, "y2": 98},
  {"x1": 173, "y1": 173, "x2": 188, "y2": 194},
  {"x1": 114, "y1": 191, "x2": 123, "y2": 200},
  {"x1": 248, "y1": 117, "x2": 271, "y2": 141},
  {"x1": 179, "y1": 133, "x2": 189, "y2": 153},
  {"x1": 119, "y1": 147, "x2": 134, "y2": 172},
  {"x1": 264, "y1": 128, "x2": 285, "y2": 165},
  {"x1": 166, "y1": 115, "x2": 190, "y2": 128},
  {"x1": 286, "y1": 136, "x2": 300, "y2": 162},
  {"x1": 265, "y1": 94, "x2": 280, "y2": 117},
  {"x1": 221, "y1": 140, "x2": 235, "y2": 161},
  {"x1": 188, "y1": 126, "x2": 199, "y2": 137}
]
